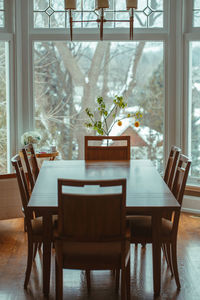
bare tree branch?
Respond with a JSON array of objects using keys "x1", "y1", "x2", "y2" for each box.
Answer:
[{"x1": 54, "y1": 42, "x2": 86, "y2": 86}]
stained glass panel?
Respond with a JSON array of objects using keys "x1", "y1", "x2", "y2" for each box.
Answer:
[
  {"x1": 0, "y1": 0, "x2": 4, "y2": 10},
  {"x1": 193, "y1": 10, "x2": 200, "y2": 27},
  {"x1": 0, "y1": 0, "x2": 4, "y2": 28},
  {"x1": 33, "y1": 0, "x2": 164, "y2": 29},
  {"x1": 194, "y1": 0, "x2": 200, "y2": 9},
  {"x1": 193, "y1": 0, "x2": 200, "y2": 27}
]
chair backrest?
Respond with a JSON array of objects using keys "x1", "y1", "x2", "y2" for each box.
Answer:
[
  {"x1": 22, "y1": 144, "x2": 39, "y2": 191},
  {"x1": 11, "y1": 155, "x2": 34, "y2": 228},
  {"x1": 171, "y1": 154, "x2": 191, "y2": 234},
  {"x1": 164, "y1": 146, "x2": 181, "y2": 189},
  {"x1": 57, "y1": 179, "x2": 126, "y2": 242},
  {"x1": 172, "y1": 154, "x2": 191, "y2": 206},
  {"x1": 84, "y1": 136, "x2": 130, "y2": 160}
]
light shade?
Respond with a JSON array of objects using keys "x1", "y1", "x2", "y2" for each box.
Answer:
[
  {"x1": 65, "y1": 0, "x2": 76, "y2": 10},
  {"x1": 95, "y1": 0, "x2": 109, "y2": 9},
  {"x1": 126, "y1": 0, "x2": 138, "y2": 9}
]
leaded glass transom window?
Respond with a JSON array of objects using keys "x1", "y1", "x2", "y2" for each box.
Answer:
[
  {"x1": 193, "y1": 0, "x2": 200, "y2": 27},
  {"x1": 0, "y1": 0, "x2": 5, "y2": 28},
  {"x1": 33, "y1": 0, "x2": 164, "y2": 29}
]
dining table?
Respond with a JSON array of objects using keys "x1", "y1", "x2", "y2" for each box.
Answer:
[{"x1": 28, "y1": 159, "x2": 180, "y2": 297}]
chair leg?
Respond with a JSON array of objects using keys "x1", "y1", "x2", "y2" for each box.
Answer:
[
  {"x1": 171, "y1": 241, "x2": 181, "y2": 290},
  {"x1": 24, "y1": 239, "x2": 33, "y2": 289},
  {"x1": 115, "y1": 268, "x2": 120, "y2": 292},
  {"x1": 162, "y1": 243, "x2": 167, "y2": 260},
  {"x1": 86, "y1": 269, "x2": 91, "y2": 293},
  {"x1": 33, "y1": 242, "x2": 38, "y2": 260},
  {"x1": 24, "y1": 218, "x2": 27, "y2": 232},
  {"x1": 126, "y1": 258, "x2": 130, "y2": 300},
  {"x1": 38, "y1": 242, "x2": 42, "y2": 250},
  {"x1": 162, "y1": 243, "x2": 173, "y2": 275},
  {"x1": 121, "y1": 265, "x2": 126, "y2": 300},
  {"x1": 166, "y1": 243, "x2": 174, "y2": 276},
  {"x1": 55, "y1": 258, "x2": 63, "y2": 300}
]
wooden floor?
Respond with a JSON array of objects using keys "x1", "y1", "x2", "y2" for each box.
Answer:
[{"x1": 0, "y1": 213, "x2": 200, "y2": 300}]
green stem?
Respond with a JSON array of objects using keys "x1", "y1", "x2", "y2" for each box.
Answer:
[
  {"x1": 106, "y1": 104, "x2": 117, "y2": 120},
  {"x1": 103, "y1": 114, "x2": 109, "y2": 136},
  {"x1": 107, "y1": 106, "x2": 118, "y2": 135}
]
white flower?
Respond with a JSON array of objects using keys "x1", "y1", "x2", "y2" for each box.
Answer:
[{"x1": 21, "y1": 131, "x2": 41, "y2": 146}]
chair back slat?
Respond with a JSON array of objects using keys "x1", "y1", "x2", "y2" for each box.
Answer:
[
  {"x1": 171, "y1": 154, "x2": 191, "y2": 235},
  {"x1": 57, "y1": 179, "x2": 126, "y2": 242},
  {"x1": 85, "y1": 136, "x2": 130, "y2": 160},
  {"x1": 22, "y1": 144, "x2": 39, "y2": 191},
  {"x1": 164, "y1": 146, "x2": 181, "y2": 189},
  {"x1": 172, "y1": 154, "x2": 191, "y2": 206},
  {"x1": 11, "y1": 155, "x2": 34, "y2": 222}
]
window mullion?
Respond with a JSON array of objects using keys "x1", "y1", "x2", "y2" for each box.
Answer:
[{"x1": 15, "y1": 0, "x2": 32, "y2": 146}]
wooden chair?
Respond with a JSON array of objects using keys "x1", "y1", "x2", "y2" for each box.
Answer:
[
  {"x1": 11, "y1": 154, "x2": 56, "y2": 289},
  {"x1": 22, "y1": 143, "x2": 40, "y2": 192},
  {"x1": 164, "y1": 146, "x2": 181, "y2": 190},
  {"x1": 55, "y1": 178, "x2": 130, "y2": 300},
  {"x1": 84, "y1": 136, "x2": 130, "y2": 160},
  {"x1": 127, "y1": 154, "x2": 191, "y2": 290}
]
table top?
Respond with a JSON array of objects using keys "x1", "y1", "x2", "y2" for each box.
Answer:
[{"x1": 28, "y1": 160, "x2": 180, "y2": 213}]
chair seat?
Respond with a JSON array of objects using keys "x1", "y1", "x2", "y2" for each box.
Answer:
[
  {"x1": 55, "y1": 240, "x2": 130, "y2": 269},
  {"x1": 127, "y1": 216, "x2": 173, "y2": 239},
  {"x1": 31, "y1": 215, "x2": 58, "y2": 236}
]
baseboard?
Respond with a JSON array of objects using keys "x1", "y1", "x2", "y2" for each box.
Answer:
[
  {"x1": 182, "y1": 195, "x2": 200, "y2": 215},
  {"x1": 181, "y1": 207, "x2": 200, "y2": 215}
]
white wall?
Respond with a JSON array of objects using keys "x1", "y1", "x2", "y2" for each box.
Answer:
[
  {"x1": 182, "y1": 195, "x2": 200, "y2": 215},
  {"x1": 0, "y1": 177, "x2": 23, "y2": 220}
]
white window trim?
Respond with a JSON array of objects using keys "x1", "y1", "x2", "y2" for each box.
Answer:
[
  {"x1": 0, "y1": 0, "x2": 14, "y2": 173},
  {"x1": 183, "y1": 0, "x2": 200, "y2": 186}
]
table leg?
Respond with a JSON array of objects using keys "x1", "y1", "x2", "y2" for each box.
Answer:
[
  {"x1": 152, "y1": 213, "x2": 161, "y2": 296},
  {"x1": 42, "y1": 213, "x2": 52, "y2": 296}
]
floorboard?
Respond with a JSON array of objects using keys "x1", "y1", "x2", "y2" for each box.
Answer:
[{"x1": 0, "y1": 213, "x2": 200, "y2": 299}]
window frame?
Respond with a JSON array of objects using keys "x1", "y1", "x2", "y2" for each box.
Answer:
[
  {"x1": 26, "y1": 0, "x2": 170, "y2": 169},
  {"x1": 0, "y1": 0, "x2": 14, "y2": 173},
  {"x1": 182, "y1": 0, "x2": 200, "y2": 185},
  {"x1": 30, "y1": 0, "x2": 168, "y2": 33}
]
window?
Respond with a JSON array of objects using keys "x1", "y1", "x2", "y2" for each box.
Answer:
[
  {"x1": 193, "y1": 0, "x2": 200, "y2": 27},
  {"x1": 186, "y1": 1, "x2": 200, "y2": 185},
  {"x1": 31, "y1": 0, "x2": 166, "y2": 172},
  {"x1": 33, "y1": 0, "x2": 164, "y2": 29},
  {"x1": 0, "y1": 0, "x2": 5, "y2": 28},
  {"x1": 0, "y1": 0, "x2": 11, "y2": 174},
  {"x1": 0, "y1": 41, "x2": 8, "y2": 174},
  {"x1": 33, "y1": 41, "x2": 164, "y2": 170},
  {"x1": 188, "y1": 42, "x2": 200, "y2": 185}
]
